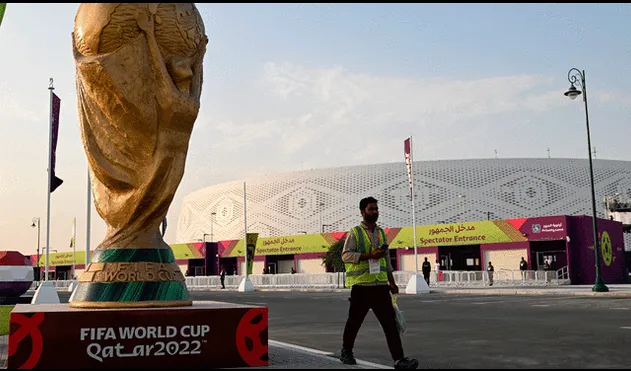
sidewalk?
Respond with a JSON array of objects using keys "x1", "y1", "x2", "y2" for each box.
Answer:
[
  {"x1": 185, "y1": 284, "x2": 631, "y2": 297},
  {"x1": 45, "y1": 283, "x2": 631, "y2": 297},
  {"x1": 430, "y1": 284, "x2": 631, "y2": 297}
]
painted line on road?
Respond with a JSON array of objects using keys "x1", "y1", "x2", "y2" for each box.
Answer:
[
  {"x1": 269, "y1": 340, "x2": 392, "y2": 369},
  {"x1": 620, "y1": 326, "x2": 631, "y2": 330},
  {"x1": 244, "y1": 302, "x2": 267, "y2": 306},
  {"x1": 268, "y1": 340, "x2": 334, "y2": 356},
  {"x1": 610, "y1": 308, "x2": 629, "y2": 310},
  {"x1": 531, "y1": 304, "x2": 550, "y2": 307}
]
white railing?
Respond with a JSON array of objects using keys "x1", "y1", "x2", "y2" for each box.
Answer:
[{"x1": 33, "y1": 268, "x2": 570, "y2": 291}]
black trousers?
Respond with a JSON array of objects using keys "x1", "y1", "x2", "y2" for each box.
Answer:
[
  {"x1": 342, "y1": 285, "x2": 404, "y2": 361},
  {"x1": 220, "y1": 277, "x2": 225, "y2": 288},
  {"x1": 423, "y1": 272, "x2": 430, "y2": 285}
]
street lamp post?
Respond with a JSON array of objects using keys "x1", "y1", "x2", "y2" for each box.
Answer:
[
  {"x1": 210, "y1": 212, "x2": 216, "y2": 242},
  {"x1": 31, "y1": 217, "x2": 40, "y2": 280},
  {"x1": 319, "y1": 202, "x2": 325, "y2": 234},
  {"x1": 564, "y1": 68, "x2": 608, "y2": 292}
]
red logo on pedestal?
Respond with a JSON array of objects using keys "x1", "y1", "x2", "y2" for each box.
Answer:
[
  {"x1": 235, "y1": 308, "x2": 268, "y2": 366},
  {"x1": 9, "y1": 312, "x2": 45, "y2": 369}
]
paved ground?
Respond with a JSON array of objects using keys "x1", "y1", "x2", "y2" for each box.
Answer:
[
  {"x1": 185, "y1": 290, "x2": 631, "y2": 369},
  {"x1": 16, "y1": 288, "x2": 631, "y2": 369}
]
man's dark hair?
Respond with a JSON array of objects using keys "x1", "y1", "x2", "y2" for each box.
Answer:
[{"x1": 359, "y1": 196, "x2": 378, "y2": 211}]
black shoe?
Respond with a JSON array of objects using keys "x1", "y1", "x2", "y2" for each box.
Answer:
[
  {"x1": 395, "y1": 357, "x2": 419, "y2": 369},
  {"x1": 340, "y1": 348, "x2": 357, "y2": 365}
]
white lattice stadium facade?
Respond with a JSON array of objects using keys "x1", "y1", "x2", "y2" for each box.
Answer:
[{"x1": 176, "y1": 158, "x2": 631, "y2": 251}]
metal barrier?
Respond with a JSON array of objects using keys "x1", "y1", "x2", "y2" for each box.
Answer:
[{"x1": 31, "y1": 268, "x2": 570, "y2": 292}]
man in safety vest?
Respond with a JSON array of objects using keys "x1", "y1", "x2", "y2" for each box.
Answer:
[{"x1": 339, "y1": 196, "x2": 418, "y2": 369}]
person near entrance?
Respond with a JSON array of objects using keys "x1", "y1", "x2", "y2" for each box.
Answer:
[
  {"x1": 340, "y1": 196, "x2": 418, "y2": 370},
  {"x1": 487, "y1": 261, "x2": 494, "y2": 286},
  {"x1": 421, "y1": 257, "x2": 431, "y2": 286},
  {"x1": 519, "y1": 257, "x2": 528, "y2": 280},
  {"x1": 220, "y1": 266, "x2": 226, "y2": 289}
]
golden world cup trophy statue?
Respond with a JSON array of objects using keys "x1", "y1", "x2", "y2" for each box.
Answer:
[{"x1": 69, "y1": 3, "x2": 207, "y2": 308}]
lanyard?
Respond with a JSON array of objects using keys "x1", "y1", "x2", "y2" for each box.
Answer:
[{"x1": 362, "y1": 225, "x2": 381, "y2": 248}]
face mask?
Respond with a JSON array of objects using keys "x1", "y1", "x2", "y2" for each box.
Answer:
[{"x1": 364, "y1": 213, "x2": 379, "y2": 224}]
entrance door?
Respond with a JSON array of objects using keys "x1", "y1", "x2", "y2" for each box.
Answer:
[
  {"x1": 536, "y1": 250, "x2": 564, "y2": 270},
  {"x1": 439, "y1": 254, "x2": 452, "y2": 270},
  {"x1": 267, "y1": 262, "x2": 277, "y2": 275}
]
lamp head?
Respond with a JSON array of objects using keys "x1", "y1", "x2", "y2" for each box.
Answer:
[{"x1": 564, "y1": 84, "x2": 582, "y2": 100}]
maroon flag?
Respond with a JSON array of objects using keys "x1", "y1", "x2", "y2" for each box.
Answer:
[
  {"x1": 403, "y1": 137, "x2": 413, "y2": 196},
  {"x1": 50, "y1": 92, "x2": 63, "y2": 193}
]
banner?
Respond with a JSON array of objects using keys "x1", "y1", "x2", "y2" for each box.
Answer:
[
  {"x1": 403, "y1": 137, "x2": 413, "y2": 196},
  {"x1": 0, "y1": 4, "x2": 6, "y2": 28},
  {"x1": 50, "y1": 92, "x2": 63, "y2": 193},
  {"x1": 69, "y1": 217, "x2": 76, "y2": 249},
  {"x1": 246, "y1": 233, "x2": 259, "y2": 275},
  {"x1": 388, "y1": 220, "x2": 528, "y2": 248},
  {"x1": 220, "y1": 233, "x2": 341, "y2": 257}
]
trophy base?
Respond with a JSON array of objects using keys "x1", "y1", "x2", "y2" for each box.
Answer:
[
  {"x1": 69, "y1": 247, "x2": 191, "y2": 309},
  {"x1": 8, "y1": 301, "x2": 268, "y2": 369},
  {"x1": 69, "y1": 299, "x2": 192, "y2": 309}
]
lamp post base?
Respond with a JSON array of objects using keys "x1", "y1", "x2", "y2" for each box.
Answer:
[{"x1": 592, "y1": 282, "x2": 609, "y2": 292}]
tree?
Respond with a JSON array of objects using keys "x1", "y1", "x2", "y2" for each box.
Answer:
[{"x1": 322, "y1": 235, "x2": 346, "y2": 272}]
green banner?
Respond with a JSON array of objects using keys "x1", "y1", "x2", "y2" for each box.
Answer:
[
  {"x1": 246, "y1": 233, "x2": 259, "y2": 275},
  {"x1": 0, "y1": 4, "x2": 6, "y2": 28}
]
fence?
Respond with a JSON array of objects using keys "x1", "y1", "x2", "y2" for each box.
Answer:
[{"x1": 31, "y1": 267, "x2": 569, "y2": 291}]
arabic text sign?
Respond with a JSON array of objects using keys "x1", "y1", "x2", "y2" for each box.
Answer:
[
  {"x1": 390, "y1": 221, "x2": 519, "y2": 248},
  {"x1": 225, "y1": 234, "x2": 331, "y2": 257},
  {"x1": 38, "y1": 251, "x2": 85, "y2": 267}
]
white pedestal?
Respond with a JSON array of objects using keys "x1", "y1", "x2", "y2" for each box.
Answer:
[
  {"x1": 405, "y1": 273, "x2": 430, "y2": 295},
  {"x1": 237, "y1": 276, "x2": 255, "y2": 292},
  {"x1": 67, "y1": 280, "x2": 77, "y2": 293},
  {"x1": 31, "y1": 281, "x2": 60, "y2": 304}
]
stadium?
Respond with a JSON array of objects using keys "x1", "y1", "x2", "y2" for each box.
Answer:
[
  {"x1": 177, "y1": 158, "x2": 631, "y2": 245},
  {"x1": 171, "y1": 158, "x2": 631, "y2": 283}
]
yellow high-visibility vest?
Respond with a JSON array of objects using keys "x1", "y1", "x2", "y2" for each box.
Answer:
[{"x1": 345, "y1": 225, "x2": 388, "y2": 287}]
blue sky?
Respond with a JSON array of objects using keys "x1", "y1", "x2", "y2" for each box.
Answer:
[{"x1": 1, "y1": 3, "x2": 630, "y2": 257}]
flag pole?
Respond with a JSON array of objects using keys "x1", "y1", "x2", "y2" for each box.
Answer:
[
  {"x1": 410, "y1": 135, "x2": 419, "y2": 275},
  {"x1": 404, "y1": 134, "x2": 427, "y2": 294},
  {"x1": 45, "y1": 78, "x2": 54, "y2": 282},
  {"x1": 72, "y1": 217, "x2": 76, "y2": 278},
  {"x1": 243, "y1": 181, "x2": 248, "y2": 278},
  {"x1": 238, "y1": 181, "x2": 254, "y2": 292},
  {"x1": 86, "y1": 166, "x2": 91, "y2": 266},
  {"x1": 31, "y1": 78, "x2": 61, "y2": 304}
]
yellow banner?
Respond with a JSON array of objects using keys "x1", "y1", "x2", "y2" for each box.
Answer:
[
  {"x1": 38, "y1": 251, "x2": 85, "y2": 267},
  {"x1": 224, "y1": 234, "x2": 333, "y2": 257},
  {"x1": 169, "y1": 243, "x2": 204, "y2": 260},
  {"x1": 390, "y1": 221, "x2": 525, "y2": 248}
]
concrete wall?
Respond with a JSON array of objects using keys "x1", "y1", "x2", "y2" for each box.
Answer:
[
  {"x1": 481, "y1": 242, "x2": 529, "y2": 271},
  {"x1": 400, "y1": 253, "x2": 436, "y2": 272},
  {"x1": 278, "y1": 260, "x2": 294, "y2": 274},
  {"x1": 296, "y1": 258, "x2": 326, "y2": 273},
  {"x1": 239, "y1": 260, "x2": 265, "y2": 275}
]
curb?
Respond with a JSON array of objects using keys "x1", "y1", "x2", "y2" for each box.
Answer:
[
  {"x1": 432, "y1": 289, "x2": 631, "y2": 297},
  {"x1": 49, "y1": 287, "x2": 631, "y2": 297}
]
